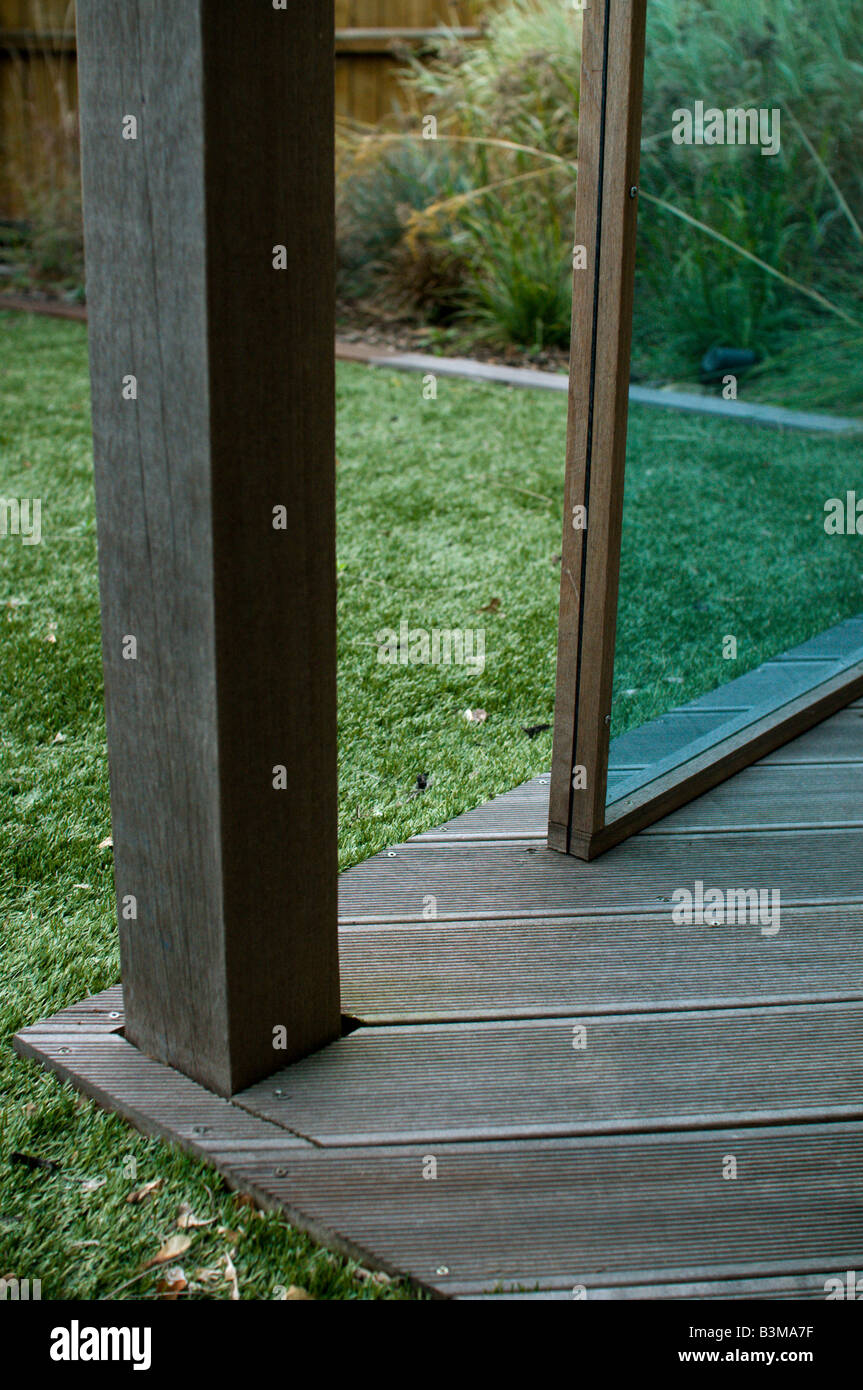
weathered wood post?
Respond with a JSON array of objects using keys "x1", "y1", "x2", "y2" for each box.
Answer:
[{"x1": 77, "y1": 0, "x2": 340, "y2": 1096}]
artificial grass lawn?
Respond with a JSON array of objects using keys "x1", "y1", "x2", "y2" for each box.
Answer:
[{"x1": 1, "y1": 309, "x2": 861, "y2": 1299}]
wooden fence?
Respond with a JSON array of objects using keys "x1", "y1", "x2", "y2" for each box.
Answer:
[{"x1": 0, "y1": 0, "x2": 490, "y2": 219}]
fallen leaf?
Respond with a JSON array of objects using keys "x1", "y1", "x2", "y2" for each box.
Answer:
[
  {"x1": 477, "y1": 597, "x2": 501, "y2": 614},
  {"x1": 80, "y1": 1177, "x2": 107, "y2": 1193},
  {"x1": 276, "y1": 1284, "x2": 313, "y2": 1300},
  {"x1": 156, "y1": 1265, "x2": 188, "y2": 1300},
  {"x1": 143, "y1": 1234, "x2": 192, "y2": 1269},
  {"x1": 193, "y1": 1266, "x2": 222, "y2": 1285},
  {"x1": 522, "y1": 723, "x2": 551, "y2": 739},
  {"x1": 126, "y1": 1178, "x2": 162, "y2": 1205},
  {"x1": 355, "y1": 1266, "x2": 392, "y2": 1286},
  {"x1": 223, "y1": 1251, "x2": 240, "y2": 1300},
  {"x1": 463, "y1": 708, "x2": 487, "y2": 724},
  {"x1": 52, "y1": 733, "x2": 66, "y2": 745},
  {"x1": 98, "y1": 837, "x2": 113, "y2": 850},
  {"x1": 176, "y1": 1201, "x2": 214, "y2": 1229}
]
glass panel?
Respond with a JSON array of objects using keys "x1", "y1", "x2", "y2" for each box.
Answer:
[{"x1": 608, "y1": 3, "x2": 863, "y2": 812}]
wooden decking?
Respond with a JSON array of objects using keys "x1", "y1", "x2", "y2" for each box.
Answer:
[{"x1": 14, "y1": 691, "x2": 863, "y2": 1298}]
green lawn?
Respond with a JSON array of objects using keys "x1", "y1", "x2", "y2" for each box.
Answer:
[{"x1": 1, "y1": 310, "x2": 861, "y2": 1298}]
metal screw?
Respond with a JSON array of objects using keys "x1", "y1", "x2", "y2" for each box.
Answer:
[
  {"x1": 538, "y1": 778, "x2": 548, "y2": 785},
  {"x1": 191, "y1": 1124, "x2": 209, "y2": 1136},
  {"x1": 108, "y1": 1011, "x2": 121, "y2": 1020},
  {"x1": 435, "y1": 1265, "x2": 449, "y2": 1276},
  {"x1": 387, "y1": 851, "x2": 397, "y2": 858},
  {"x1": 274, "y1": 1167, "x2": 288, "y2": 1178},
  {"x1": 59, "y1": 1047, "x2": 71, "y2": 1055},
  {"x1": 629, "y1": 185, "x2": 639, "y2": 198}
]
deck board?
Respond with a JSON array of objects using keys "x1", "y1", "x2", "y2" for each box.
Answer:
[
  {"x1": 232, "y1": 1124, "x2": 863, "y2": 1296},
  {"x1": 13, "y1": 690, "x2": 863, "y2": 1298},
  {"x1": 338, "y1": 910, "x2": 863, "y2": 1022},
  {"x1": 415, "y1": 762, "x2": 863, "y2": 841},
  {"x1": 338, "y1": 831, "x2": 863, "y2": 923},
  {"x1": 238, "y1": 1002, "x2": 863, "y2": 1145}
]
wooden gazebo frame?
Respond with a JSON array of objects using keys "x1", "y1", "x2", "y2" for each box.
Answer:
[{"x1": 53, "y1": 0, "x2": 863, "y2": 1106}]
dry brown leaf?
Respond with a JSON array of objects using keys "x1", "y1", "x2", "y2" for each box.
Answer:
[
  {"x1": 126, "y1": 1178, "x2": 162, "y2": 1205},
  {"x1": 143, "y1": 1234, "x2": 192, "y2": 1269},
  {"x1": 223, "y1": 1251, "x2": 240, "y2": 1300},
  {"x1": 156, "y1": 1265, "x2": 188, "y2": 1300},
  {"x1": 98, "y1": 837, "x2": 113, "y2": 850},
  {"x1": 477, "y1": 597, "x2": 501, "y2": 614},
  {"x1": 275, "y1": 1284, "x2": 313, "y2": 1300},
  {"x1": 176, "y1": 1202, "x2": 214, "y2": 1229},
  {"x1": 355, "y1": 1266, "x2": 392, "y2": 1286},
  {"x1": 80, "y1": 1177, "x2": 106, "y2": 1193}
]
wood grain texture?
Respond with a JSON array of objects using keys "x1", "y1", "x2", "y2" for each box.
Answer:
[
  {"x1": 550, "y1": 0, "x2": 647, "y2": 855},
  {"x1": 239, "y1": 1001, "x2": 863, "y2": 1145},
  {"x1": 16, "y1": 1015, "x2": 863, "y2": 1297},
  {"x1": 337, "y1": 829, "x2": 863, "y2": 922},
  {"x1": 338, "y1": 906, "x2": 863, "y2": 1021},
  {"x1": 78, "y1": 0, "x2": 340, "y2": 1096},
  {"x1": 415, "y1": 763, "x2": 863, "y2": 841},
  {"x1": 14, "y1": 698, "x2": 863, "y2": 1296}
]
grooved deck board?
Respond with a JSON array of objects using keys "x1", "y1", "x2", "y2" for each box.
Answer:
[
  {"x1": 13, "y1": 1025, "x2": 312, "y2": 1156},
  {"x1": 230, "y1": 1123, "x2": 863, "y2": 1295},
  {"x1": 237, "y1": 1002, "x2": 863, "y2": 1145},
  {"x1": 16, "y1": 1009, "x2": 863, "y2": 1295},
  {"x1": 465, "y1": 1273, "x2": 837, "y2": 1299},
  {"x1": 415, "y1": 763, "x2": 863, "y2": 842},
  {"x1": 338, "y1": 830, "x2": 863, "y2": 922},
  {"x1": 338, "y1": 908, "x2": 863, "y2": 1022},
  {"x1": 13, "y1": 689, "x2": 863, "y2": 1297}
]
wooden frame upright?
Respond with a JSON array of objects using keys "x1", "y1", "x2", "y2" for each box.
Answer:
[{"x1": 549, "y1": 0, "x2": 863, "y2": 861}]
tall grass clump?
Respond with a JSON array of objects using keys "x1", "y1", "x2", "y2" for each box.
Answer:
[
  {"x1": 337, "y1": 0, "x2": 582, "y2": 347},
  {"x1": 341, "y1": 0, "x2": 862, "y2": 382},
  {"x1": 636, "y1": 0, "x2": 863, "y2": 362}
]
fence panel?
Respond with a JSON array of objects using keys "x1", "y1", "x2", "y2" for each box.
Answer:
[{"x1": 0, "y1": 0, "x2": 490, "y2": 217}]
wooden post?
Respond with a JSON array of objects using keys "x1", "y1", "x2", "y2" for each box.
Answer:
[
  {"x1": 548, "y1": 0, "x2": 647, "y2": 861},
  {"x1": 77, "y1": 0, "x2": 341, "y2": 1096}
]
